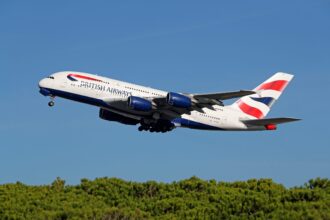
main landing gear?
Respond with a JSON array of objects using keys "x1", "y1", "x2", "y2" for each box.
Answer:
[
  {"x1": 138, "y1": 120, "x2": 174, "y2": 133},
  {"x1": 48, "y1": 96, "x2": 55, "y2": 107}
]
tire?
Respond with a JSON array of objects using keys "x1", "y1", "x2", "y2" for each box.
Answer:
[{"x1": 48, "y1": 101, "x2": 54, "y2": 107}]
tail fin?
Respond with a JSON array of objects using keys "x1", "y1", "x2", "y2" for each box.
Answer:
[{"x1": 231, "y1": 72, "x2": 294, "y2": 119}]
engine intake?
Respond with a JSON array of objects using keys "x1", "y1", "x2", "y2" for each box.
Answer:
[
  {"x1": 167, "y1": 92, "x2": 192, "y2": 108},
  {"x1": 128, "y1": 96, "x2": 152, "y2": 111}
]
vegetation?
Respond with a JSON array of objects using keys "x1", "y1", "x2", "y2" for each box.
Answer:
[{"x1": 0, "y1": 177, "x2": 329, "y2": 220}]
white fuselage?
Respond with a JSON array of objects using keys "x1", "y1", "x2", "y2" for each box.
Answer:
[{"x1": 39, "y1": 71, "x2": 262, "y2": 131}]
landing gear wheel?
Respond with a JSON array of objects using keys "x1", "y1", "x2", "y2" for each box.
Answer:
[{"x1": 48, "y1": 101, "x2": 55, "y2": 107}]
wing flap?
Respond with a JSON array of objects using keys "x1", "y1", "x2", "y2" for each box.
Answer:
[{"x1": 242, "y1": 117, "x2": 301, "y2": 126}]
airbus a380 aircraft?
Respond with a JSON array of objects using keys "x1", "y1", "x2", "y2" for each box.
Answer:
[{"x1": 39, "y1": 71, "x2": 300, "y2": 133}]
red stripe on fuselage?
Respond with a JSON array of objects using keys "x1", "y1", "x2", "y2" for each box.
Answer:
[
  {"x1": 256, "y1": 80, "x2": 288, "y2": 92},
  {"x1": 238, "y1": 101, "x2": 264, "y2": 119},
  {"x1": 68, "y1": 74, "x2": 102, "y2": 82}
]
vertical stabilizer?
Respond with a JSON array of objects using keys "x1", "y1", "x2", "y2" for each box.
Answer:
[{"x1": 231, "y1": 72, "x2": 294, "y2": 119}]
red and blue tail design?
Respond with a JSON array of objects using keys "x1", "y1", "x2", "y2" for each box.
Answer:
[{"x1": 232, "y1": 72, "x2": 294, "y2": 119}]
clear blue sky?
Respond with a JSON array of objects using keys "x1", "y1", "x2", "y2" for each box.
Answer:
[{"x1": 0, "y1": 1, "x2": 329, "y2": 187}]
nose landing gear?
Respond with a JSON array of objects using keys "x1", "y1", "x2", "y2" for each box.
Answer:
[
  {"x1": 48, "y1": 101, "x2": 55, "y2": 107},
  {"x1": 48, "y1": 96, "x2": 55, "y2": 107}
]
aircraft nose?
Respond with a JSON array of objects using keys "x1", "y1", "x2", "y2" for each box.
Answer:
[
  {"x1": 38, "y1": 78, "x2": 52, "y2": 96},
  {"x1": 38, "y1": 78, "x2": 48, "y2": 88}
]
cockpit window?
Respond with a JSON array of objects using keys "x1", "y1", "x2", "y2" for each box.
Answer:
[{"x1": 47, "y1": 76, "x2": 55, "y2": 79}]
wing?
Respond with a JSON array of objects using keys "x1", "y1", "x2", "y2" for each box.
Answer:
[
  {"x1": 189, "y1": 90, "x2": 255, "y2": 106},
  {"x1": 192, "y1": 90, "x2": 255, "y2": 101},
  {"x1": 242, "y1": 117, "x2": 301, "y2": 126},
  {"x1": 101, "y1": 96, "x2": 186, "y2": 120},
  {"x1": 154, "y1": 90, "x2": 255, "y2": 107},
  {"x1": 101, "y1": 89, "x2": 255, "y2": 117}
]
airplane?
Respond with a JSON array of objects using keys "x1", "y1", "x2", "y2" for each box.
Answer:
[{"x1": 38, "y1": 71, "x2": 300, "y2": 133}]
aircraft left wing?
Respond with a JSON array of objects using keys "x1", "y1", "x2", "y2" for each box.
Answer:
[
  {"x1": 191, "y1": 90, "x2": 255, "y2": 106},
  {"x1": 101, "y1": 96, "x2": 187, "y2": 121},
  {"x1": 102, "y1": 90, "x2": 256, "y2": 114},
  {"x1": 192, "y1": 90, "x2": 255, "y2": 101}
]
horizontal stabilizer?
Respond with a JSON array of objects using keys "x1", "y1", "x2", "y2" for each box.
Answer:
[{"x1": 242, "y1": 117, "x2": 301, "y2": 126}]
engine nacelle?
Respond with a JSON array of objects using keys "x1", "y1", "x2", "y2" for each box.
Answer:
[
  {"x1": 128, "y1": 96, "x2": 152, "y2": 111},
  {"x1": 99, "y1": 109, "x2": 139, "y2": 125},
  {"x1": 166, "y1": 92, "x2": 192, "y2": 108}
]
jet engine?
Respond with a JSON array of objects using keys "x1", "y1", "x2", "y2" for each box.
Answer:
[
  {"x1": 166, "y1": 92, "x2": 192, "y2": 108},
  {"x1": 99, "y1": 109, "x2": 139, "y2": 125},
  {"x1": 128, "y1": 96, "x2": 152, "y2": 111}
]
